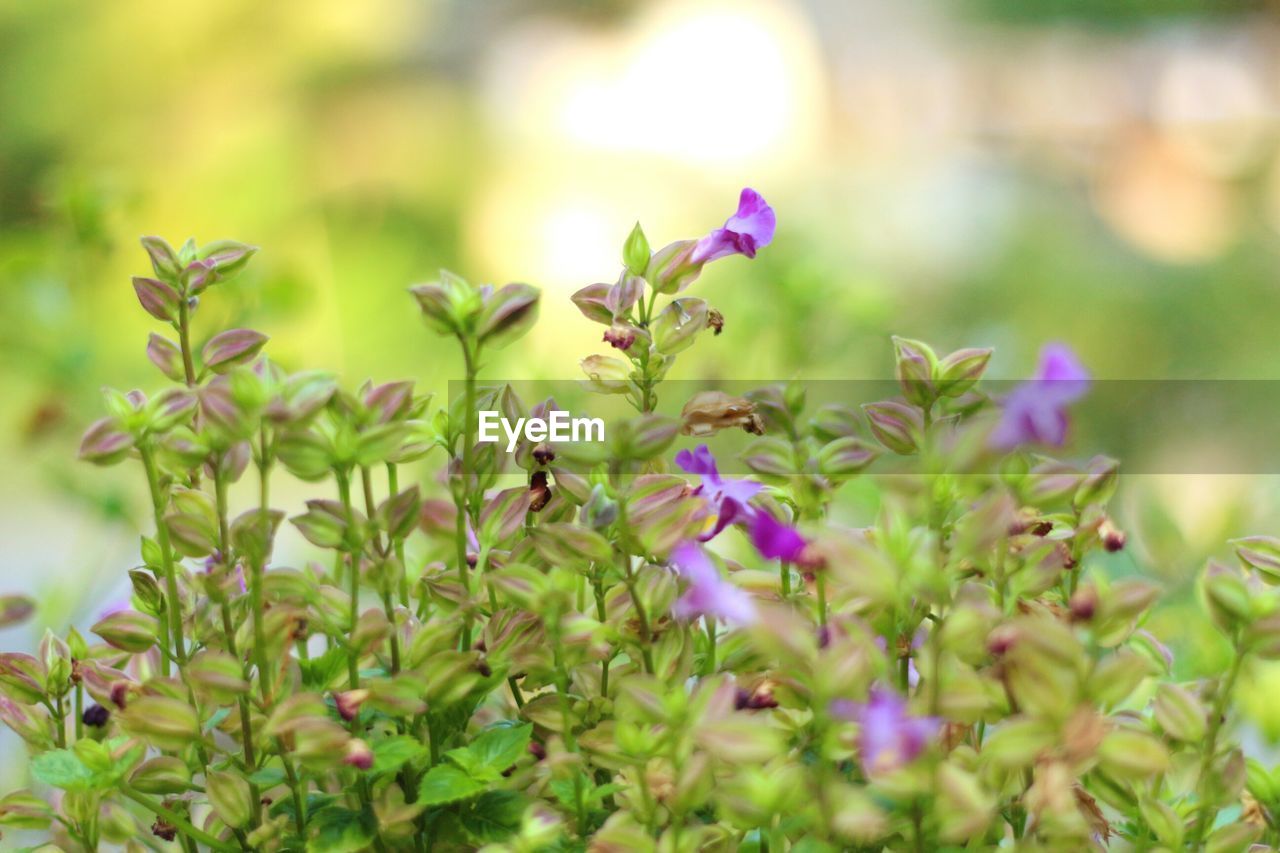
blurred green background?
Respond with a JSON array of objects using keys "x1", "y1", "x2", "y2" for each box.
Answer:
[{"x1": 5, "y1": 0, "x2": 1280, "y2": 759}]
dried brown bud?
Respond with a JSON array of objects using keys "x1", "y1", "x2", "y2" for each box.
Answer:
[
  {"x1": 476, "y1": 660, "x2": 493, "y2": 678},
  {"x1": 152, "y1": 819, "x2": 178, "y2": 842},
  {"x1": 1030, "y1": 521, "x2": 1053, "y2": 537},
  {"x1": 529, "y1": 470, "x2": 552, "y2": 513},
  {"x1": 680, "y1": 391, "x2": 763, "y2": 437},
  {"x1": 528, "y1": 741, "x2": 547, "y2": 761},
  {"x1": 532, "y1": 443, "x2": 556, "y2": 465},
  {"x1": 708, "y1": 308, "x2": 724, "y2": 335},
  {"x1": 1101, "y1": 520, "x2": 1127, "y2": 552},
  {"x1": 343, "y1": 738, "x2": 374, "y2": 770}
]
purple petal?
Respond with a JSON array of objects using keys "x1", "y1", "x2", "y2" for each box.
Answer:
[
  {"x1": 750, "y1": 511, "x2": 807, "y2": 562},
  {"x1": 724, "y1": 188, "x2": 776, "y2": 250},
  {"x1": 669, "y1": 541, "x2": 757, "y2": 626},
  {"x1": 675, "y1": 445, "x2": 720, "y2": 479}
]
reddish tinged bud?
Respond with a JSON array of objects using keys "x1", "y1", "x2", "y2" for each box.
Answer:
[
  {"x1": 747, "y1": 691, "x2": 779, "y2": 710},
  {"x1": 466, "y1": 552, "x2": 478, "y2": 569},
  {"x1": 83, "y1": 703, "x2": 110, "y2": 728},
  {"x1": 532, "y1": 444, "x2": 556, "y2": 465},
  {"x1": 1030, "y1": 521, "x2": 1053, "y2": 537},
  {"x1": 334, "y1": 689, "x2": 369, "y2": 722},
  {"x1": 1070, "y1": 588, "x2": 1098, "y2": 623},
  {"x1": 152, "y1": 819, "x2": 178, "y2": 842},
  {"x1": 708, "y1": 308, "x2": 724, "y2": 335},
  {"x1": 473, "y1": 639, "x2": 488, "y2": 654},
  {"x1": 987, "y1": 625, "x2": 1018, "y2": 657},
  {"x1": 603, "y1": 323, "x2": 637, "y2": 351},
  {"x1": 110, "y1": 681, "x2": 134, "y2": 710},
  {"x1": 343, "y1": 739, "x2": 374, "y2": 770},
  {"x1": 476, "y1": 660, "x2": 493, "y2": 678},
  {"x1": 734, "y1": 688, "x2": 751, "y2": 710},
  {"x1": 528, "y1": 741, "x2": 547, "y2": 761},
  {"x1": 1102, "y1": 523, "x2": 1127, "y2": 553},
  {"x1": 816, "y1": 625, "x2": 832, "y2": 649}
]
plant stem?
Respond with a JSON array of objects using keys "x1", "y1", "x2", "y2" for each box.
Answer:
[
  {"x1": 612, "y1": 486, "x2": 654, "y2": 674},
  {"x1": 386, "y1": 463, "x2": 411, "y2": 609},
  {"x1": 121, "y1": 785, "x2": 238, "y2": 852},
  {"x1": 704, "y1": 617, "x2": 717, "y2": 676},
  {"x1": 361, "y1": 465, "x2": 401, "y2": 674},
  {"x1": 251, "y1": 427, "x2": 274, "y2": 705},
  {"x1": 336, "y1": 468, "x2": 361, "y2": 689},
  {"x1": 141, "y1": 444, "x2": 185, "y2": 674},
  {"x1": 1192, "y1": 646, "x2": 1246, "y2": 845},
  {"x1": 454, "y1": 337, "x2": 479, "y2": 651}
]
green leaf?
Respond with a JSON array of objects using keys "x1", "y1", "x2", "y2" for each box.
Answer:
[
  {"x1": 247, "y1": 763, "x2": 287, "y2": 788},
  {"x1": 371, "y1": 735, "x2": 427, "y2": 776},
  {"x1": 467, "y1": 722, "x2": 532, "y2": 773},
  {"x1": 458, "y1": 790, "x2": 527, "y2": 845},
  {"x1": 30, "y1": 749, "x2": 96, "y2": 791},
  {"x1": 307, "y1": 806, "x2": 375, "y2": 853},
  {"x1": 416, "y1": 764, "x2": 485, "y2": 807},
  {"x1": 300, "y1": 647, "x2": 349, "y2": 691}
]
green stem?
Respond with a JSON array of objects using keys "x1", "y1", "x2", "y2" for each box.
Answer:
[
  {"x1": 613, "y1": 486, "x2": 654, "y2": 674},
  {"x1": 141, "y1": 444, "x2": 185, "y2": 673},
  {"x1": 121, "y1": 785, "x2": 238, "y2": 852},
  {"x1": 704, "y1": 617, "x2": 717, "y2": 676},
  {"x1": 361, "y1": 465, "x2": 401, "y2": 674},
  {"x1": 336, "y1": 469, "x2": 361, "y2": 689},
  {"x1": 454, "y1": 337, "x2": 479, "y2": 651},
  {"x1": 251, "y1": 428, "x2": 274, "y2": 705},
  {"x1": 1192, "y1": 647, "x2": 1246, "y2": 845},
  {"x1": 387, "y1": 463, "x2": 411, "y2": 609},
  {"x1": 779, "y1": 560, "x2": 791, "y2": 597}
]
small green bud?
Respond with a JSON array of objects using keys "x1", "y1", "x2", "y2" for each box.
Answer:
[
  {"x1": 128, "y1": 757, "x2": 191, "y2": 795},
  {"x1": 119, "y1": 695, "x2": 200, "y2": 752},
  {"x1": 202, "y1": 328, "x2": 268, "y2": 374},
  {"x1": 651, "y1": 298, "x2": 709, "y2": 355},
  {"x1": 862, "y1": 400, "x2": 923, "y2": 455},
  {"x1": 90, "y1": 610, "x2": 158, "y2": 654},
  {"x1": 891, "y1": 337, "x2": 938, "y2": 408},
  {"x1": 206, "y1": 770, "x2": 254, "y2": 829},
  {"x1": 1154, "y1": 683, "x2": 1208, "y2": 743},
  {"x1": 623, "y1": 222, "x2": 651, "y2": 276},
  {"x1": 934, "y1": 347, "x2": 992, "y2": 397},
  {"x1": 477, "y1": 282, "x2": 540, "y2": 349}
]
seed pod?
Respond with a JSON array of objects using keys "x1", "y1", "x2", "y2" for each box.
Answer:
[{"x1": 90, "y1": 611, "x2": 158, "y2": 655}]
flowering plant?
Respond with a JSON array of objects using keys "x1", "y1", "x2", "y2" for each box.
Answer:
[{"x1": 0, "y1": 192, "x2": 1277, "y2": 852}]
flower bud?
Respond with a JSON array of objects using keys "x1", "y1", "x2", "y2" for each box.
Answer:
[
  {"x1": 90, "y1": 610, "x2": 158, "y2": 654},
  {"x1": 815, "y1": 436, "x2": 878, "y2": 478},
  {"x1": 1074, "y1": 456, "x2": 1119, "y2": 508},
  {"x1": 119, "y1": 695, "x2": 200, "y2": 752},
  {"x1": 742, "y1": 436, "x2": 795, "y2": 478},
  {"x1": 1203, "y1": 562, "x2": 1252, "y2": 630},
  {"x1": 129, "y1": 756, "x2": 192, "y2": 795},
  {"x1": 78, "y1": 418, "x2": 133, "y2": 466},
  {"x1": 862, "y1": 401, "x2": 923, "y2": 455},
  {"x1": 0, "y1": 595, "x2": 35, "y2": 630},
  {"x1": 935, "y1": 347, "x2": 992, "y2": 398},
  {"x1": 207, "y1": 770, "x2": 254, "y2": 829},
  {"x1": 613, "y1": 414, "x2": 680, "y2": 461},
  {"x1": 582, "y1": 484, "x2": 619, "y2": 530},
  {"x1": 202, "y1": 328, "x2": 268, "y2": 374},
  {"x1": 146, "y1": 388, "x2": 197, "y2": 434},
  {"x1": 335, "y1": 689, "x2": 370, "y2": 722},
  {"x1": 477, "y1": 282, "x2": 540, "y2": 348},
  {"x1": 891, "y1": 337, "x2": 938, "y2": 408},
  {"x1": 1232, "y1": 536, "x2": 1280, "y2": 585},
  {"x1": 580, "y1": 355, "x2": 632, "y2": 394},
  {"x1": 140, "y1": 236, "x2": 182, "y2": 281},
  {"x1": 646, "y1": 240, "x2": 701, "y2": 294},
  {"x1": 344, "y1": 738, "x2": 375, "y2": 770},
  {"x1": 623, "y1": 221, "x2": 651, "y2": 276},
  {"x1": 410, "y1": 271, "x2": 480, "y2": 337},
  {"x1": 132, "y1": 276, "x2": 181, "y2": 323},
  {"x1": 1096, "y1": 728, "x2": 1170, "y2": 778},
  {"x1": 199, "y1": 239, "x2": 258, "y2": 278},
  {"x1": 146, "y1": 334, "x2": 185, "y2": 382},
  {"x1": 186, "y1": 650, "x2": 250, "y2": 703},
  {"x1": 1153, "y1": 683, "x2": 1207, "y2": 743},
  {"x1": 651, "y1": 298, "x2": 709, "y2": 355},
  {"x1": 570, "y1": 283, "x2": 613, "y2": 325}
]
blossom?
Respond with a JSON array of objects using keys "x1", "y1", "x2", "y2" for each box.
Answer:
[
  {"x1": 670, "y1": 541, "x2": 757, "y2": 626},
  {"x1": 991, "y1": 343, "x2": 1090, "y2": 449},
  {"x1": 832, "y1": 687, "x2": 939, "y2": 774},
  {"x1": 749, "y1": 510, "x2": 808, "y2": 563},
  {"x1": 675, "y1": 444, "x2": 762, "y2": 540},
  {"x1": 691, "y1": 188, "x2": 777, "y2": 264}
]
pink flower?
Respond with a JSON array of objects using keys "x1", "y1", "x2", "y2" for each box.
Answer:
[
  {"x1": 670, "y1": 541, "x2": 757, "y2": 626},
  {"x1": 991, "y1": 343, "x2": 1090, "y2": 449},
  {"x1": 749, "y1": 510, "x2": 808, "y2": 563},
  {"x1": 675, "y1": 444, "x2": 763, "y2": 540},
  {"x1": 832, "y1": 687, "x2": 939, "y2": 774},
  {"x1": 691, "y1": 188, "x2": 777, "y2": 264}
]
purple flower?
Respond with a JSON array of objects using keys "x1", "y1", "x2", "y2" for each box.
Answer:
[
  {"x1": 670, "y1": 541, "x2": 757, "y2": 626},
  {"x1": 676, "y1": 444, "x2": 763, "y2": 540},
  {"x1": 749, "y1": 510, "x2": 808, "y2": 563},
  {"x1": 991, "y1": 343, "x2": 1091, "y2": 449},
  {"x1": 832, "y1": 687, "x2": 939, "y2": 774},
  {"x1": 691, "y1": 188, "x2": 777, "y2": 264}
]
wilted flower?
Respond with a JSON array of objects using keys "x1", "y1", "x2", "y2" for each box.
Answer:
[
  {"x1": 833, "y1": 687, "x2": 940, "y2": 774},
  {"x1": 679, "y1": 391, "x2": 763, "y2": 437},
  {"x1": 991, "y1": 343, "x2": 1090, "y2": 449},
  {"x1": 82, "y1": 703, "x2": 110, "y2": 728},
  {"x1": 675, "y1": 444, "x2": 762, "y2": 540},
  {"x1": 670, "y1": 541, "x2": 757, "y2": 626},
  {"x1": 343, "y1": 738, "x2": 375, "y2": 770},
  {"x1": 691, "y1": 188, "x2": 777, "y2": 264}
]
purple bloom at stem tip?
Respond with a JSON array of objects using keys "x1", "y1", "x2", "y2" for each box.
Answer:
[
  {"x1": 991, "y1": 342, "x2": 1090, "y2": 450},
  {"x1": 831, "y1": 687, "x2": 940, "y2": 774},
  {"x1": 691, "y1": 188, "x2": 777, "y2": 264},
  {"x1": 670, "y1": 541, "x2": 757, "y2": 626},
  {"x1": 675, "y1": 444, "x2": 763, "y2": 541},
  {"x1": 749, "y1": 509, "x2": 808, "y2": 563}
]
